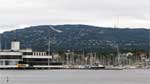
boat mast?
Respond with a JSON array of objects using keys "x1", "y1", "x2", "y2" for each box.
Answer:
[
  {"x1": 114, "y1": 16, "x2": 121, "y2": 66},
  {"x1": 116, "y1": 44, "x2": 121, "y2": 66}
]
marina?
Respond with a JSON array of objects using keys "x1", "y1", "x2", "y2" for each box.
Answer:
[
  {"x1": 0, "y1": 34, "x2": 124, "y2": 70},
  {"x1": 0, "y1": 38, "x2": 149, "y2": 70}
]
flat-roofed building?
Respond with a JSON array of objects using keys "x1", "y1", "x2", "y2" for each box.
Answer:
[
  {"x1": 0, "y1": 39, "x2": 59, "y2": 69},
  {"x1": 22, "y1": 52, "x2": 52, "y2": 66},
  {"x1": 0, "y1": 51, "x2": 22, "y2": 67}
]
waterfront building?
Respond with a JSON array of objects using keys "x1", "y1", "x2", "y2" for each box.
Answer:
[{"x1": 0, "y1": 39, "x2": 53, "y2": 69}]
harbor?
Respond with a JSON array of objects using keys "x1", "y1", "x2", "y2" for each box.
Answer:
[
  {"x1": 0, "y1": 0, "x2": 150, "y2": 84},
  {"x1": 0, "y1": 38, "x2": 149, "y2": 70}
]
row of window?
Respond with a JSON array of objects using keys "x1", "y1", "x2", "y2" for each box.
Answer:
[{"x1": 0, "y1": 56, "x2": 22, "y2": 59}]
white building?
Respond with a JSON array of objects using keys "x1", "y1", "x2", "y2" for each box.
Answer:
[{"x1": 0, "y1": 40, "x2": 53, "y2": 69}]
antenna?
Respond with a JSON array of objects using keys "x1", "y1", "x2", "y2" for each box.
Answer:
[
  {"x1": 117, "y1": 16, "x2": 120, "y2": 28},
  {"x1": 114, "y1": 16, "x2": 120, "y2": 28}
]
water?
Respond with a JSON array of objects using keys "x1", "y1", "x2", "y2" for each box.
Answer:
[{"x1": 0, "y1": 69, "x2": 150, "y2": 84}]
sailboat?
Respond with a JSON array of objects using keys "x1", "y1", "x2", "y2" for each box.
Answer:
[{"x1": 114, "y1": 44, "x2": 123, "y2": 70}]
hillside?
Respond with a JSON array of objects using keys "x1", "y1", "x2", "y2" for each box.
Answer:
[{"x1": 0, "y1": 24, "x2": 149, "y2": 52}]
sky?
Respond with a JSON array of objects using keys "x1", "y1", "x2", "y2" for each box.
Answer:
[{"x1": 0, "y1": 0, "x2": 150, "y2": 33}]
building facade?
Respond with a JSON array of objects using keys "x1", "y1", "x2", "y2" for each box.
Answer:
[{"x1": 0, "y1": 40, "x2": 53, "y2": 69}]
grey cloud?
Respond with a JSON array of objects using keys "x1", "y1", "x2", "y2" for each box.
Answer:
[{"x1": 0, "y1": 0, "x2": 150, "y2": 33}]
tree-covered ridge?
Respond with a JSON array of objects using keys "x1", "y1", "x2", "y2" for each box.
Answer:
[{"x1": 1, "y1": 24, "x2": 149, "y2": 52}]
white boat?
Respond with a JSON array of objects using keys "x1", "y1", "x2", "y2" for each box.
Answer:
[{"x1": 90, "y1": 63, "x2": 105, "y2": 69}]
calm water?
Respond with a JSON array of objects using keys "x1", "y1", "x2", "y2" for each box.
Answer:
[{"x1": 0, "y1": 69, "x2": 150, "y2": 84}]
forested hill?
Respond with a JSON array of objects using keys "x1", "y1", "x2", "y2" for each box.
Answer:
[{"x1": 0, "y1": 24, "x2": 149, "y2": 52}]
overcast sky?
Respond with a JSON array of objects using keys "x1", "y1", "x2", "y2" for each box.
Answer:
[{"x1": 0, "y1": 0, "x2": 150, "y2": 33}]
